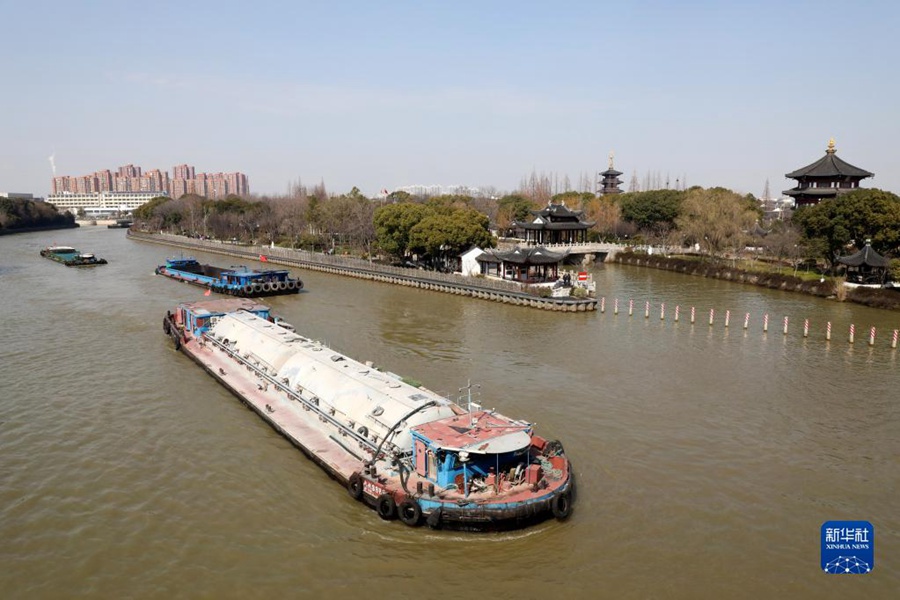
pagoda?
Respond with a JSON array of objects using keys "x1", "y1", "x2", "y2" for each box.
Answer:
[
  {"x1": 598, "y1": 151, "x2": 623, "y2": 195},
  {"x1": 783, "y1": 139, "x2": 873, "y2": 207}
]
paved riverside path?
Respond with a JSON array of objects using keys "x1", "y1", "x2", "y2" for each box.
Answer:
[{"x1": 129, "y1": 231, "x2": 597, "y2": 312}]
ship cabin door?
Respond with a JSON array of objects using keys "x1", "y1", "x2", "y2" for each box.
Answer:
[{"x1": 415, "y1": 440, "x2": 428, "y2": 477}]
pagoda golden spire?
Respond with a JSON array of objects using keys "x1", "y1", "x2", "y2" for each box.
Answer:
[
  {"x1": 608, "y1": 151, "x2": 615, "y2": 170},
  {"x1": 826, "y1": 138, "x2": 836, "y2": 154}
]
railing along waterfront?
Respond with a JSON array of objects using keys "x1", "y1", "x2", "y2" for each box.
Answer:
[{"x1": 128, "y1": 231, "x2": 597, "y2": 312}]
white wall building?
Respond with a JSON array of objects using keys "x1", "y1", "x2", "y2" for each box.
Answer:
[{"x1": 47, "y1": 191, "x2": 167, "y2": 215}]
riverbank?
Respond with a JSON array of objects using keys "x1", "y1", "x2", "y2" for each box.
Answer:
[
  {"x1": 128, "y1": 231, "x2": 598, "y2": 312},
  {"x1": 0, "y1": 223, "x2": 79, "y2": 236},
  {"x1": 613, "y1": 251, "x2": 900, "y2": 311}
]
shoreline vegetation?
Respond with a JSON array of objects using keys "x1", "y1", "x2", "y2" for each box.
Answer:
[
  {"x1": 0, "y1": 196, "x2": 76, "y2": 235},
  {"x1": 613, "y1": 251, "x2": 900, "y2": 311},
  {"x1": 0, "y1": 222, "x2": 79, "y2": 236}
]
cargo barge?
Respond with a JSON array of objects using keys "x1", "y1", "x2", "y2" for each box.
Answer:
[
  {"x1": 40, "y1": 245, "x2": 108, "y2": 267},
  {"x1": 155, "y1": 257, "x2": 302, "y2": 297},
  {"x1": 163, "y1": 298, "x2": 574, "y2": 530}
]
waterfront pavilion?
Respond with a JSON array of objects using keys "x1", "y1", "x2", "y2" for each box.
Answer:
[
  {"x1": 476, "y1": 246, "x2": 569, "y2": 283},
  {"x1": 512, "y1": 202, "x2": 594, "y2": 245},
  {"x1": 837, "y1": 242, "x2": 891, "y2": 285}
]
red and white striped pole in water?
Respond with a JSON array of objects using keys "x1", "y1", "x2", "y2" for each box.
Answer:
[
  {"x1": 763, "y1": 313, "x2": 769, "y2": 332},
  {"x1": 803, "y1": 318, "x2": 809, "y2": 338},
  {"x1": 743, "y1": 312, "x2": 750, "y2": 330},
  {"x1": 645, "y1": 301, "x2": 650, "y2": 319},
  {"x1": 674, "y1": 305, "x2": 680, "y2": 322},
  {"x1": 783, "y1": 316, "x2": 789, "y2": 335},
  {"x1": 849, "y1": 323, "x2": 855, "y2": 344},
  {"x1": 690, "y1": 306, "x2": 696, "y2": 324},
  {"x1": 600, "y1": 297, "x2": 605, "y2": 313},
  {"x1": 614, "y1": 298, "x2": 619, "y2": 315},
  {"x1": 869, "y1": 327, "x2": 876, "y2": 346},
  {"x1": 826, "y1": 321, "x2": 832, "y2": 341},
  {"x1": 627, "y1": 299, "x2": 632, "y2": 316},
  {"x1": 892, "y1": 329, "x2": 899, "y2": 349},
  {"x1": 660, "y1": 303, "x2": 665, "y2": 320},
  {"x1": 709, "y1": 308, "x2": 715, "y2": 326},
  {"x1": 724, "y1": 309, "x2": 731, "y2": 327}
]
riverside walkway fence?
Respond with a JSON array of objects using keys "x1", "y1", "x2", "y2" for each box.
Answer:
[{"x1": 128, "y1": 231, "x2": 597, "y2": 313}]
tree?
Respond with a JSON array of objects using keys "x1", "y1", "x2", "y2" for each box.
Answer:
[
  {"x1": 496, "y1": 194, "x2": 535, "y2": 228},
  {"x1": 408, "y1": 206, "x2": 495, "y2": 270},
  {"x1": 582, "y1": 196, "x2": 623, "y2": 241},
  {"x1": 675, "y1": 187, "x2": 758, "y2": 257},
  {"x1": 374, "y1": 202, "x2": 430, "y2": 259},
  {"x1": 619, "y1": 189, "x2": 685, "y2": 238},
  {"x1": 793, "y1": 188, "x2": 900, "y2": 268}
]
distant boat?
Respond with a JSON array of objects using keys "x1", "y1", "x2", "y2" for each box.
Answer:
[
  {"x1": 40, "y1": 246, "x2": 108, "y2": 267},
  {"x1": 155, "y1": 257, "x2": 302, "y2": 296},
  {"x1": 107, "y1": 219, "x2": 133, "y2": 229}
]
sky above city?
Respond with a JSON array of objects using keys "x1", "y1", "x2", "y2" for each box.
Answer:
[{"x1": 3, "y1": 0, "x2": 899, "y2": 199}]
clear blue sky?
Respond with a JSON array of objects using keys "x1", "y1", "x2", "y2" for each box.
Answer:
[{"x1": 3, "y1": 0, "x2": 898, "y2": 198}]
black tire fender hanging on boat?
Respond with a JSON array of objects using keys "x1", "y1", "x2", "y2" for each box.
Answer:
[
  {"x1": 347, "y1": 472, "x2": 363, "y2": 501},
  {"x1": 398, "y1": 498, "x2": 422, "y2": 527},
  {"x1": 551, "y1": 491, "x2": 572, "y2": 520},
  {"x1": 163, "y1": 317, "x2": 171, "y2": 335},
  {"x1": 375, "y1": 494, "x2": 396, "y2": 520},
  {"x1": 425, "y1": 507, "x2": 442, "y2": 530},
  {"x1": 173, "y1": 334, "x2": 181, "y2": 351}
]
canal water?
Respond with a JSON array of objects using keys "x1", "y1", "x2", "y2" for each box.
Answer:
[{"x1": 1, "y1": 227, "x2": 898, "y2": 599}]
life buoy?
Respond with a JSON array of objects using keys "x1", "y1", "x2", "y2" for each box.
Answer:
[
  {"x1": 347, "y1": 472, "x2": 363, "y2": 500},
  {"x1": 398, "y1": 498, "x2": 422, "y2": 527},
  {"x1": 262, "y1": 283, "x2": 272, "y2": 293},
  {"x1": 357, "y1": 426, "x2": 368, "y2": 439},
  {"x1": 375, "y1": 494, "x2": 396, "y2": 520},
  {"x1": 551, "y1": 491, "x2": 572, "y2": 520},
  {"x1": 252, "y1": 284, "x2": 263, "y2": 295}
]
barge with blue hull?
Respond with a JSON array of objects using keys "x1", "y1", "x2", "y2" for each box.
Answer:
[
  {"x1": 156, "y1": 257, "x2": 302, "y2": 297},
  {"x1": 163, "y1": 298, "x2": 574, "y2": 530}
]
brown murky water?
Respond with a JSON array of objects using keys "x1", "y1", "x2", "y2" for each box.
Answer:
[{"x1": 1, "y1": 227, "x2": 898, "y2": 598}]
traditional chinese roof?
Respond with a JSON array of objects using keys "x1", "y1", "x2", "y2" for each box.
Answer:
[
  {"x1": 785, "y1": 139, "x2": 874, "y2": 180},
  {"x1": 529, "y1": 202, "x2": 585, "y2": 220},
  {"x1": 783, "y1": 187, "x2": 838, "y2": 198},
  {"x1": 514, "y1": 220, "x2": 592, "y2": 230},
  {"x1": 837, "y1": 243, "x2": 890, "y2": 268},
  {"x1": 476, "y1": 246, "x2": 569, "y2": 265}
]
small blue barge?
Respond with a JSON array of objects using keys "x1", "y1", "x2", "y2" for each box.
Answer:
[{"x1": 155, "y1": 257, "x2": 302, "y2": 297}]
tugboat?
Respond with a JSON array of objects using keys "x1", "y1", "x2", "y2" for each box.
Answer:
[
  {"x1": 40, "y1": 246, "x2": 108, "y2": 267},
  {"x1": 164, "y1": 298, "x2": 575, "y2": 531},
  {"x1": 155, "y1": 257, "x2": 302, "y2": 297}
]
